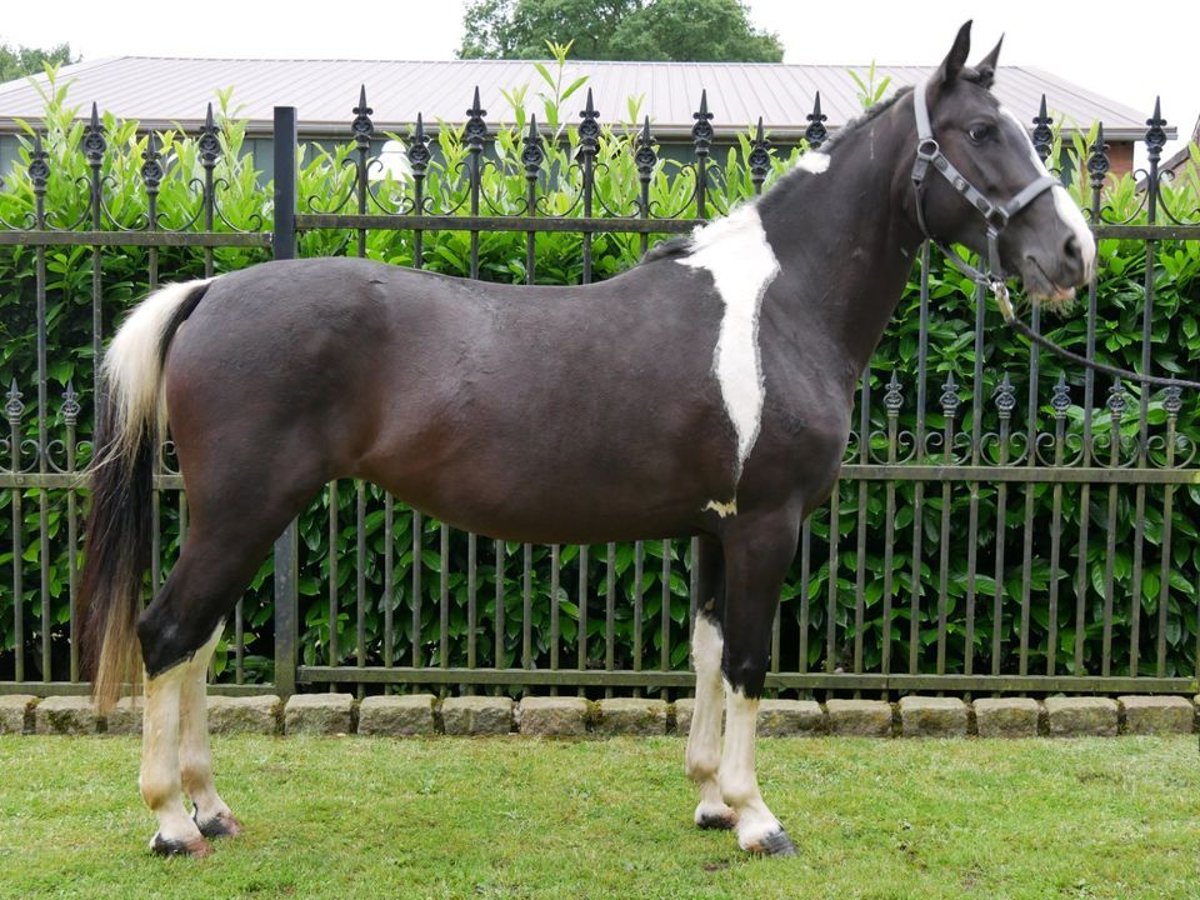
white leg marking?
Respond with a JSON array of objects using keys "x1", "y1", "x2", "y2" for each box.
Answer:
[
  {"x1": 140, "y1": 623, "x2": 223, "y2": 853},
  {"x1": 686, "y1": 617, "x2": 735, "y2": 828},
  {"x1": 999, "y1": 108, "x2": 1095, "y2": 276},
  {"x1": 720, "y1": 682, "x2": 784, "y2": 852},
  {"x1": 179, "y1": 627, "x2": 235, "y2": 832},
  {"x1": 679, "y1": 204, "x2": 780, "y2": 478}
]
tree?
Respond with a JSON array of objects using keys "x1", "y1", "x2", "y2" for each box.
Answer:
[
  {"x1": 0, "y1": 40, "x2": 78, "y2": 83},
  {"x1": 458, "y1": 0, "x2": 783, "y2": 62}
]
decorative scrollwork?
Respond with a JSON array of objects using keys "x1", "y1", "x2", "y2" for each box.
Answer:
[
  {"x1": 993, "y1": 373, "x2": 1016, "y2": 418},
  {"x1": 1051, "y1": 374, "x2": 1071, "y2": 417},
  {"x1": 748, "y1": 117, "x2": 770, "y2": 194},
  {"x1": 352, "y1": 85, "x2": 374, "y2": 155},
  {"x1": 805, "y1": 92, "x2": 828, "y2": 149},
  {"x1": 578, "y1": 88, "x2": 600, "y2": 158},
  {"x1": 198, "y1": 103, "x2": 221, "y2": 169},
  {"x1": 61, "y1": 381, "x2": 80, "y2": 427},
  {"x1": 1163, "y1": 384, "x2": 1183, "y2": 417},
  {"x1": 5, "y1": 380, "x2": 24, "y2": 426},
  {"x1": 691, "y1": 90, "x2": 713, "y2": 156},
  {"x1": 939, "y1": 372, "x2": 960, "y2": 418},
  {"x1": 465, "y1": 86, "x2": 488, "y2": 152},
  {"x1": 141, "y1": 132, "x2": 164, "y2": 196},
  {"x1": 883, "y1": 370, "x2": 904, "y2": 414},
  {"x1": 635, "y1": 116, "x2": 657, "y2": 182},
  {"x1": 1144, "y1": 97, "x2": 1167, "y2": 167},
  {"x1": 522, "y1": 115, "x2": 545, "y2": 177},
  {"x1": 1031, "y1": 95, "x2": 1053, "y2": 164},
  {"x1": 82, "y1": 103, "x2": 106, "y2": 167},
  {"x1": 29, "y1": 133, "x2": 49, "y2": 194}
]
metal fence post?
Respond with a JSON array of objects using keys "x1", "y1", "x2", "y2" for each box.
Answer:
[{"x1": 272, "y1": 106, "x2": 298, "y2": 698}]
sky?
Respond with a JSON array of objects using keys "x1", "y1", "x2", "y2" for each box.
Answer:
[{"x1": 2, "y1": 0, "x2": 1196, "y2": 161}]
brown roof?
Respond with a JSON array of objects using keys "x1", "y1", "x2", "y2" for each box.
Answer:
[{"x1": 0, "y1": 56, "x2": 1167, "y2": 142}]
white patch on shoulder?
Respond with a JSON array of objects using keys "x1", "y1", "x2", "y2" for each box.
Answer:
[
  {"x1": 678, "y1": 204, "x2": 780, "y2": 478},
  {"x1": 703, "y1": 499, "x2": 738, "y2": 518},
  {"x1": 795, "y1": 152, "x2": 830, "y2": 175},
  {"x1": 999, "y1": 108, "x2": 1095, "y2": 275}
]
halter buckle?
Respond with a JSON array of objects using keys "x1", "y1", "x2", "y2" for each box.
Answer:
[{"x1": 917, "y1": 138, "x2": 940, "y2": 160}]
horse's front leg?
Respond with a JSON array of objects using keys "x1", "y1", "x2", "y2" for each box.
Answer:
[
  {"x1": 718, "y1": 508, "x2": 800, "y2": 856},
  {"x1": 685, "y1": 535, "x2": 737, "y2": 831}
]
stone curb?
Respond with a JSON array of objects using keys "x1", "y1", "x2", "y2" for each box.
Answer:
[
  {"x1": 208, "y1": 696, "x2": 281, "y2": 735},
  {"x1": 4, "y1": 694, "x2": 1195, "y2": 739},
  {"x1": 973, "y1": 697, "x2": 1042, "y2": 738},
  {"x1": 0, "y1": 695, "x2": 37, "y2": 735},
  {"x1": 517, "y1": 697, "x2": 590, "y2": 737},
  {"x1": 1045, "y1": 696, "x2": 1119, "y2": 737},
  {"x1": 1118, "y1": 695, "x2": 1194, "y2": 735},
  {"x1": 898, "y1": 696, "x2": 969, "y2": 738},
  {"x1": 34, "y1": 695, "x2": 100, "y2": 735},
  {"x1": 284, "y1": 693, "x2": 354, "y2": 735},
  {"x1": 593, "y1": 698, "x2": 669, "y2": 736},
  {"x1": 826, "y1": 699, "x2": 894, "y2": 737},
  {"x1": 358, "y1": 694, "x2": 437, "y2": 736},
  {"x1": 442, "y1": 696, "x2": 514, "y2": 735}
]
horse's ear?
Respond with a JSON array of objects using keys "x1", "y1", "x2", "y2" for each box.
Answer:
[
  {"x1": 974, "y1": 35, "x2": 1004, "y2": 88},
  {"x1": 934, "y1": 20, "x2": 972, "y2": 86}
]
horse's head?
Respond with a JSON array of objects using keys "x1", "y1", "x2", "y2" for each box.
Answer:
[{"x1": 910, "y1": 21, "x2": 1095, "y2": 303}]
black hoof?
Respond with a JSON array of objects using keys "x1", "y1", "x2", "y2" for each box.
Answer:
[
  {"x1": 150, "y1": 832, "x2": 212, "y2": 858},
  {"x1": 697, "y1": 812, "x2": 738, "y2": 831},
  {"x1": 194, "y1": 811, "x2": 243, "y2": 839},
  {"x1": 752, "y1": 829, "x2": 797, "y2": 858}
]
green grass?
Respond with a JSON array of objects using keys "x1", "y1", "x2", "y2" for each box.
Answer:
[{"x1": 1, "y1": 734, "x2": 1198, "y2": 898}]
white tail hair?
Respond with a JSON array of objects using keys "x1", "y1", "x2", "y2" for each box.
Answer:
[{"x1": 97, "y1": 279, "x2": 211, "y2": 468}]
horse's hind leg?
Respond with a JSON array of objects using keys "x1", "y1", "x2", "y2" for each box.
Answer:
[
  {"x1": 180, "y1": 647, "x2": 241, "y2": 840},
  {"x1": 685, "y1": 535, "x2": 737, "y2": 831},
  {"x1": 137, "y1": 454, "x2": 321, "y2": 856},
  {"x1": 140, "y1": 621, "x2": 223, "y2": 857}
]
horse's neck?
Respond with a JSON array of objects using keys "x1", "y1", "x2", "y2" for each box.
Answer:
[{"x1": 758, "y1": 108, "x2": 921, "y2": 381}]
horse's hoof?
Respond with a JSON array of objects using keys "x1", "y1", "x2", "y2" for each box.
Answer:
[
  {"x1": 697, "y1": 811, "x2": 738, "y2": 831},
  {"x1": 150, "y1": 832, "x2": 213, "y2": 858},
  {"x1": 748, "y1": 829, "x2": 797, "y2": 858},
  {"x1": 196, "y1": 811, "x2": 243, "y2": 840}
]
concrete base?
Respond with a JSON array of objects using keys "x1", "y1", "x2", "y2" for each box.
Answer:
[
  {"x1": 973, "y1": 698, "x2": 1042, "y2": 738},
  {"x1": 517, "y1": 697, "x2": 589, "y2": 737},
  {"x1": 1119, "y1": 695, "x2": 1194, "y2": 735},
  {"x1": 826, "y1": 699, "x2": 893, "y2": 737},
  {"x1": 35, "y1": 695, "x2": 99, "y2": 735},
  {"x1": 593, "y1": 698, "x2": 668, "y2": 736},
  {"x1": 441, "y1": 696, "x2": 514, "y2": 736},
  {"x1": 1044, "y1": 696, "x2": 1119, "y2": 737},
  {"x1": 898, "y1": 697, "x2": 969, "y2": 738}
]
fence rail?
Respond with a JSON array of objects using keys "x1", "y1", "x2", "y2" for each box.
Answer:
[{"x1": 2, "y1": 84, "x2": 1199, "y2": 700}]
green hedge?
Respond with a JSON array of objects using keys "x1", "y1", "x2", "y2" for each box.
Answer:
[{"x1": 2, "y1": 76, "x2": 1199, "y2": 687}]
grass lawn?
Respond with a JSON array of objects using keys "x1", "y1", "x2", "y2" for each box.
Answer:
[{"x1": 0, "y1": 733, "x2": 1197, "y2": 898}]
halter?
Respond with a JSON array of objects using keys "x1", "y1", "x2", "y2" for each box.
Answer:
[
  {"x1": 909, "y1": 80, "x2": 1200, "y2": 393},
  {"x1": 910, "y1": 80, "x2": 1057, "y2": 321}
]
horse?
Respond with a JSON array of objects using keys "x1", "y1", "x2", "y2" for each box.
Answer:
[{"x1": 79, "y1": 21, "x2": 1093, "y2": 859}]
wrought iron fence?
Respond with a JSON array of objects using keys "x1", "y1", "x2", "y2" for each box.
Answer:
[{"x1": 1, "y1": 84, "x2": 1198, "y2": 701}]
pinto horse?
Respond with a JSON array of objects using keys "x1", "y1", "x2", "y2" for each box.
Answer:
[{"x1": 80, "y1": 22, "x2": 1093, "y2": 858}]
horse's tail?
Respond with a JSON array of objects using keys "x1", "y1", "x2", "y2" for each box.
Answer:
[{"x1": 81, "y1": 278, "x2": 213, "y2": 714}]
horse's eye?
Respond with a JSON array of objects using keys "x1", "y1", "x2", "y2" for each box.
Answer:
[{"x1": 968, "y1": 123, "x2": 993, "y2": 144}]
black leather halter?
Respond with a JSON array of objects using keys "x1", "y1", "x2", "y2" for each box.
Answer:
[
  {"x1": 910, "y1": 80, "x2": 1200, "y2": 392},
  {"x1": 910, "y1": 80, "x2": 1057, "y2": 318}
]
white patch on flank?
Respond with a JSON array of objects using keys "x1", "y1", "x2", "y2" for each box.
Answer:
[
  {"x1": 101, "y1": 278, "x2": 213, "y2": 466},
  {"x1": 704, "y1": 499, "x2": 738, "y2": 518},
  {"x1": 795, "y1": 151, "x2": 830, "y2": 175},
  {"x1": 687, "y1": 617, "x2": 732, "y2": 825},
  {"x1": 1000, "y1": 109, "x2": 1095, "y2": 276},
  {"x1": 679, "y1": 204, "x2": 780, "y2": 479},
  {"x1": 720, "y1": 682, "x2": 784, "y2": 851}
]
